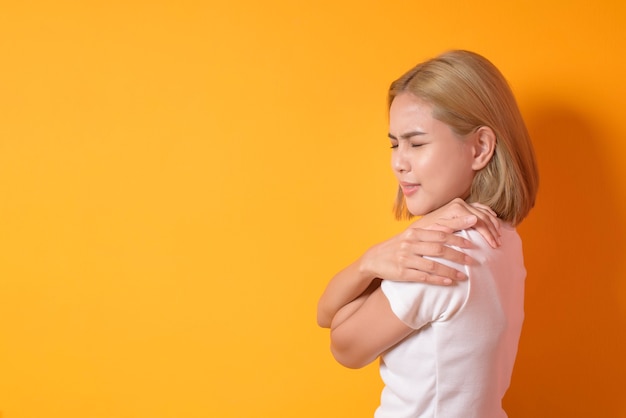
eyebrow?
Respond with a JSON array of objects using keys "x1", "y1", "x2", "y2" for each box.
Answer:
[{"x1": 388, "y1": 131, "x2": 426, "y2": 140}]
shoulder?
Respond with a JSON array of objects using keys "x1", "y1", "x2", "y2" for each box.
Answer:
[
  {"x1": 459, "y1": 223, "x2": 523, "y2": 264},
  {"x1": 381, "y1": 224, "x2": 523, "y2": 330}
]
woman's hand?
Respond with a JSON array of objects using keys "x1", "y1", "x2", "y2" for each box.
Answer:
[
  {"x1": 317, "y1": 198, "x2": 501, "y2": 328},
  {"x1": 415, "y1": 198, "x2": 501, "y2": 248},
  {"x1": 360, "y1": 222, "x2": 473, "y2": 286},
  {"x1": 359, "y1": 199, "x2": 501, "y2": 286}
]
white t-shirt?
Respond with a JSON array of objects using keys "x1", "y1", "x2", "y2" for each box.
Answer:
[{"x1": 376, "y1": 225, "x2": 526, "y2": 418}]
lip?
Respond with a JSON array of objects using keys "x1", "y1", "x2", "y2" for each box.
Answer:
[{"x1": 400, "y1": 182, "x2": 419, "y2": 197}]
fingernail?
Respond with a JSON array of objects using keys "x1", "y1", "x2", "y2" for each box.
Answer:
[{"x1": 444, "y1": 278, "x2": 453, "y2": 285}]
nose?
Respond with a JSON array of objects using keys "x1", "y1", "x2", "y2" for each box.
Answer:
[{"x1": 392, "y1": 146, "x2": 411, "y2": 174}]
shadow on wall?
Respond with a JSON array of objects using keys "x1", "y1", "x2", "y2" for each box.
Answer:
[{"x1": 503, "y1": 104, "x2": 626, "y2": 417}]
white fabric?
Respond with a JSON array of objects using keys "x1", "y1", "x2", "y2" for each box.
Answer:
[{"x1": 376, "y1": 225, "x2": 526, "y2": 418}]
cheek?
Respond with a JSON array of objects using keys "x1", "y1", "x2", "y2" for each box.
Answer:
[
  {"x1": 428, "y1": 148, "x2": 474, "y2": 190},
  {"x1": 412, "y1": 150, "x2": 438, "y2": 173}
]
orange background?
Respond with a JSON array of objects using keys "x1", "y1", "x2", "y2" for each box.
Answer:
[{"x1": 1, "y1": 1, "x2": 625, "y2": 417}]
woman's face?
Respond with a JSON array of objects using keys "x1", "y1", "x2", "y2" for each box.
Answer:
[{"x1": 389, "y1": 92, "x2": 476, "y2": 216}]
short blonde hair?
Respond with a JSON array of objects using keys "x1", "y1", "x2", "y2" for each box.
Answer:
[{"x1": 389, "y1": 50, "x2": 538, "y2": 226}]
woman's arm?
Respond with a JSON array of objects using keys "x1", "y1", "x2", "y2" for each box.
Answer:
[
  {"x1": 317, "y1": 219, "x2": 472, "y2": 328},
  {"x1": 330, "y1": 279, "x2": 381, "y2": 329},
  {"x1": 330, "y1": 286, "x2": 413, "y2": 369},
  {"x1": 317, "y1": 258, "x2": 375, "y2": 328},
  {"x1": 317, "y1": 199, "x2": 500, "y2": 329}
]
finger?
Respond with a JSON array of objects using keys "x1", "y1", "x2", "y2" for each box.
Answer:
[
  {"x1": 416, "y1": 245, "x2": 475, "y2": 266},
  {"x1": 401, "y1": 264, "x2": 467, "y2": 285},
  {"x1": 406, "y1": 228, "x2": 473, "y2": 249},
  {"x1": 398, "y1": 270, "x2": 461, "y2": 286},
  {"x1": 469, "y1": 220, "x2": 499, "y2": 248},
  {"x1": 403, "y1": 254, "x2": 470, "y2": 280},
  {"x1": 421, "y1": 274, "x2": 459, "y2": 286},
  {"x1": 407, "y1": 240, "x2": 474, "y2": 262},
  {"x1": 404, "y1": 228, "x2": 448, "y2": 242},
  {"x1": 424, "y1": 215, "x2": 478, "y2": 235},
  {"x1": 471, "y1": 220, "x2": 500, "y2": 248},
  {"x1": 475, "y1": 208, "x2": 501, "y2": 236},
  {"x1": 423, "y1": 223, "x2": 455, "y2": 233},
  {"x1": 469, "y1": 203, "x2": 502, "y2": 234},
  {"x1": 430, "y1": 210, "x2": 499, "y2": 248},
  {"x1": 470, "y1": 202, "x2": 498, "y2": 217},
  {"x1": 463, "y1": 207, "x2": 500, "y2": 248}
]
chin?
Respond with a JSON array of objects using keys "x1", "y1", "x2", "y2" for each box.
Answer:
[
  {"x1": 406, "y1": 205, "x2": 430, "y2": 217},
  {"x1": 406, "y1": 200, "x2": 443, "y2": 217}
]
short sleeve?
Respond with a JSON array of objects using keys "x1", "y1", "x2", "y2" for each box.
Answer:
[{"x1": 380, "y1": 265, "x2": 469, "y2": 330}]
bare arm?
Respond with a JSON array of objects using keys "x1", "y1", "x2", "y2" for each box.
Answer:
[
  {"x1": 317, "y1": 217, "x2": 476, "y2": 328},
  {"x1": 317, "y1": 198, "x2": 500, "y2": 329},
  {"x1": 329, "y1": 279, "x2": 381, "y2": 329},
  {"x1": 330, "y1": 286, "x2": 413, "y2": 369}
]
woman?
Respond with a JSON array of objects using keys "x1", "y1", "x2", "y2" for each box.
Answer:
[{"x1": 317, "y1": 50, "x2": 538, "y2": 417}]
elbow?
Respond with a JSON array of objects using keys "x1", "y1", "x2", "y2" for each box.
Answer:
[
  {"x1": 331, "y1": 347, "x2": 368, "y2": 369},
  {"x1": 317, "y1": 308, "x2": 331, "y2": 329},
  {"x1": 330, "y1": 330, "x2": 372, "y2": 369},
  {"x1": 318, "y1": 318, "x2": 331, "y2": 329}
]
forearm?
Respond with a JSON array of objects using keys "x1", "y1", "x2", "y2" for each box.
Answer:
[
  {"x1": 318, "y1": 199, "x2": 498, "y2": 330},
  {"x1": 317, "y1": 210, "x2": 448, "y2": 327},
  {"x1": 330, "y1": 279, "x2": 381, "y2": 329},
  {"x1": 317, "y1": 257, "x2": 376, "y2": 328}
]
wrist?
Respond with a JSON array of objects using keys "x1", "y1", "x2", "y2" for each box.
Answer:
[{"x1": 356, "y1": 251, "x2": 378, "y2": 285}]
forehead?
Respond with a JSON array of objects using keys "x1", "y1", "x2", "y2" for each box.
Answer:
[{"x1": 389, "y1": 92, "x2": 435, "y2": 132}]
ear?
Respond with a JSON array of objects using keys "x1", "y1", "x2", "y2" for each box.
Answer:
[{"x1": 470, "y1": 126, "x2": 496, "y2": 171}]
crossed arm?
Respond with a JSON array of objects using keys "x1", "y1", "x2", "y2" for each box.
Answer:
[
  {"x1": 329, "y1": 283, "x2": 414, "y2": 368},
  {"x1": 317, "y1": 199, "x2": 500, "y2": 368}
]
